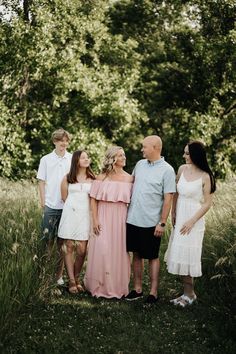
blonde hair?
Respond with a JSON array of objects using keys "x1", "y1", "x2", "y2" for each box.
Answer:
[
  {"x1": 101, "y1": 146, "x2": 123, "y2": 175},
  {"x1": 51, "y1": 128, "x2": 71, "y2": 142}
]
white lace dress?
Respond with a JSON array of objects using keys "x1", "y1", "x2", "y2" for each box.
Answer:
[
  {"x1": 165, "y1": 173, "x2": 205, "y2": 277},
  {"x1": 58, "y1": 183, "x2": 92, "y2": 240}
]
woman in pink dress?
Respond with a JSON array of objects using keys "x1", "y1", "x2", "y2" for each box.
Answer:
[{"x1": 84, "y1": 146, "x2": 133, "y2": 298}]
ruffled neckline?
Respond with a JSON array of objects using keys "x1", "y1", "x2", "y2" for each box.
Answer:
[{"x1": 90, "y1": 180, "x2": 133, "y2": 203}]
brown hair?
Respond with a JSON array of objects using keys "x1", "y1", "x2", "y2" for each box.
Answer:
[
  {"x1": 52, "y1": 128, "x2": 71, "y2": 142},
  {"x1": 188, "y1": 140, "x2": 216, "y2": 193},
  {"x1": 67, "y1": 150, "x2": 95, "y2": 184}
]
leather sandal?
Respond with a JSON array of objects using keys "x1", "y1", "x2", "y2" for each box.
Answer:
[
  {"x1": 68, "y1": 280, "x2": 78, "y2": 294},
  {"x1": 75, "y1": 280, "x2": 85, "y2": 292}
]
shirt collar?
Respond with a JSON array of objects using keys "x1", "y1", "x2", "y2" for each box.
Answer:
[
  {"x1": 53, "y1": 150, "x2": 69, "y2": 159},
  {"x1": 146, "y1": 157, "x2": 165, "y2": 166}
]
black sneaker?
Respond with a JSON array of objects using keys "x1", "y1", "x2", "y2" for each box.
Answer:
[
  {"x1": 125, "y1": 290, "x2": 143, "y2": 301},
  {"x1": 145, "y1": 295, "x2": 159, "y2": 304}
]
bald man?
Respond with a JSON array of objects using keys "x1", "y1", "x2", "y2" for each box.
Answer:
[{"x1": 126, "y1": 135, "x2": 176, "y2": 303}]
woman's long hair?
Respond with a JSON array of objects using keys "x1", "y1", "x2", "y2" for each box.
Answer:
[
  {"x1": 101, "y1": 146, "x2": 123, "y2": 176},
  {"x1": 188, "y1": 141, "x2": 216, "y2": 193},
  {"x1": 67, "y1": 150, "x2": 95, "y2": 184}
]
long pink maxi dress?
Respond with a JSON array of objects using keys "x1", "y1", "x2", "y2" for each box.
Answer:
[{"x1": 84, "y1": 180, "x2": 133, "y2": 298}]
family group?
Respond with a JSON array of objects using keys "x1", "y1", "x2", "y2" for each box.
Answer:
[{"x1": 37, "y1": 128, "x2": 216, "y2": 307}]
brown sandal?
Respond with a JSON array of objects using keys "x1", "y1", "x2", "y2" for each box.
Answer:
[
  {"x1": 68, "y1": 280, "x2": 78, "y2": 294},
  {"x1": 75, "y1": 279, "x2": 85, "y2": 292}
]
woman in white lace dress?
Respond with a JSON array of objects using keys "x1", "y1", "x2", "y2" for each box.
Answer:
[
  {"x1": 165, "y1": 141, "x2": 216, "y2": 307},
  {"x1": 58, "y1": 150, "x2": 95, "y2": 294}
]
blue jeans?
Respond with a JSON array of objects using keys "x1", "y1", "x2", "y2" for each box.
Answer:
[{"x1": 41, "y1": 206, "x2": 62, "y2": 241}]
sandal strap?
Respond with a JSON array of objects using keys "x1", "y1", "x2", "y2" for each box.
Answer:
[
  {"x1": 177, "y1": 295, "x2": 196, "y2": 306},
  {"x1": 68, "y1": 280, "x2": 78, "y2": 294},
  {"x1": 170, "y1": 294, "x2": 185, "y2": 304},
  {"x1": 182, "y1": 295, "x2": 196, "y2": 304}
]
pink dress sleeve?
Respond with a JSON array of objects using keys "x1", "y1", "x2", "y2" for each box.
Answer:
[
  {"x1": 89, "y1": 180, "x2": 102, "y2": 199},
  {"x1": 90, "y1": 180, "x2": 133, "y2": 203}
]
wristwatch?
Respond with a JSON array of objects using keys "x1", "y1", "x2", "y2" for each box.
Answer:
[{"x1": 158, "y1": 222, "x2": 166, "y2": 227}]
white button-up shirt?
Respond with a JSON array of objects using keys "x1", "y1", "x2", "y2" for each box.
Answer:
[{"x1": 37, "y1": 150, "x2": 72, "y2": 209}]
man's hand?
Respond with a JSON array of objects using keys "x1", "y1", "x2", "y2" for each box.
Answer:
[{"x1": 154, "y1": 224, "x2": 165, "y2": 237}]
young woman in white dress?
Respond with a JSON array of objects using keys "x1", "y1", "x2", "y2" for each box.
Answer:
[
  {"x1": 58, "y1": 150, "x2": 95, "y2": 294},
  {"x1": 165, "y1": 141, "x2": 216, "y2": 307}
]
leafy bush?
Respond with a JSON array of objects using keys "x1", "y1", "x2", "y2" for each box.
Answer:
[{"x1": 0, "y1": 102, "x2": 32, "y2": 178}]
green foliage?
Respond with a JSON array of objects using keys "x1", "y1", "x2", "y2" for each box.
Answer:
[
  {"x1": 69, "y1": 127, "x2": 109, "y2": 174},
  {"x1": 0, "y1": 0, "x2": 235, "y2": 178},
  {"x1": 0, "y1": 178, "x2": 41, "y2": 336},
  {"x1": 201, "y1": 178, "x2": 236, "y2": 307},
  {"x1": 110, "y1": 0, "x2": 236, "y2": 175},
  {"x1": 0, "y1": 0, "x2": 142, "y2": 177},
  {"x1": 0, "y1": 178, "x2": 235, "y2": 352},
  {"x1": 0, "y1": 102, "x2": 32, "y2": 178}
]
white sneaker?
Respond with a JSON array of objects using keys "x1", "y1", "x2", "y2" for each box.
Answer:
[{"x1": 56, "y1": 277, "x2": 64, "y2": 286}]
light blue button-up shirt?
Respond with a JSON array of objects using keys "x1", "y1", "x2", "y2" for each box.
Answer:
[{"x1": 127, "y1": 158, "x2": 176, "y2": 227}]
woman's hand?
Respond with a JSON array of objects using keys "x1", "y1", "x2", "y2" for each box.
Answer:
[
  {"x1": 180, "y1": 219, "x2": 195, "y2": 235},
  {"x1": 93, "y1": 220, "x2": 101, "y2": 235}
]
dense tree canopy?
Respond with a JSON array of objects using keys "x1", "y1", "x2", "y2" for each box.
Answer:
[{"x1": 0, "y1": 0, "x2": 235, "y2": 178}]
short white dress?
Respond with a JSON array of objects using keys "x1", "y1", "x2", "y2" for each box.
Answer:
[
  {"x1": 58, "y1": 183, "x2": 92, "y2": 241},
  {"x1": 165, "y1": 172, "x2": 205, "y2": 277}
]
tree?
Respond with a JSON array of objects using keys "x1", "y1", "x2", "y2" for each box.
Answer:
[
  {"x1": 0, "y1": 0, "x2": 235, "y2": 178},
  {"x1": 109, "y1": 0, "x2": 236, "y2": 176},
  {"x1": 0, "y1": 0, "x2": 143, "y2": 177}
]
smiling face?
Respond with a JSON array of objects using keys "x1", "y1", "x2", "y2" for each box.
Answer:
[
  {"x1": 141, "y1": 140, "x2": 155, "y2": 159},
  {"x1": 114, "y1": 149, "x2": 126, "y2": 168},
  {"x1": 54, "y1": 137, "x2": 69, "y2": 155},
  {"x1": 183, "y1": 145, "x2": 192, "y2": 164},
  {"x1": 141, "y1": 136, "x2": 162, "y2": 160},
  {"x1": 78, "y1": 151, "x2": 90, "y2": 168}
]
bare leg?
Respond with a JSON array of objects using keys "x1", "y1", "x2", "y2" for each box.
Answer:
[
  {"x1": 74, "y1": 241, "x2": 87, "y2": 288},
  {"x1": 133, "y1": 252, "x2": 144, "y2": 293},
  {"x1": 183, "y1": 275, "x2": 195, "y2": 298},
  {"x1": 149, "y1": 258, "x2": 160, "y2": 297},
  {"x1": 63, "y1": 240, "x2": 76, "y2": 282},
  {"x1": 56, "y1": 237, "x2": 64, "y2": 280}
]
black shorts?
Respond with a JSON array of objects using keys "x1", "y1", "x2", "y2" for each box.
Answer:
[{"x1": 126, "y1": 223, "x2": 161, "y2": 260}]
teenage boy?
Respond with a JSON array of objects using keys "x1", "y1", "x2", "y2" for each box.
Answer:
[{"x1": 37, "y1": 128, "x2": 72, "y2": 285}]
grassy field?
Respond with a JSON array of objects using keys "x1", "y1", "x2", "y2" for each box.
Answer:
[{"x1": 0, "y1": 177, "x2": 235, "y2": 353}]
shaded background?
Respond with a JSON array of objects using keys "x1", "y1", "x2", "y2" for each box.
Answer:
[{"x1": 0, "y1": 0, "x2": 235, "y2": 178}]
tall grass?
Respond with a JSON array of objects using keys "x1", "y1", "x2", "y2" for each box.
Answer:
[
  {"x1": 0, "y1": 178, "x2": 50, "y2": 339},
  {"x1": 0, "y1": 177, "x2": 235, "y2": 348},
  {"x1": 200, "y1": 178, "x2": 236, "y2": 309}
]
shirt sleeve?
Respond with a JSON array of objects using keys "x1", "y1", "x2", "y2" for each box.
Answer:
[
  {"x1": 36, "y1": 157, "x2": 47, "y2": 181},
  {"x1": 132, "y1": 160, "x2": 141, "y2": 176},
  {"x1": 163, "y1": 167, "x2": 176, "y2": 194}
]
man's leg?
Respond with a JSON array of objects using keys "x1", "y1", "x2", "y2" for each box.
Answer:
[
  {"x1": 41, "y1": 206, "x2": 64, "y2": 282},
  {"x1": 133, "y1": 252, "x2": 144, "y2": 293},
  {"x1": 149, "y1": 257, "x2": 160, "y2": 298}
]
